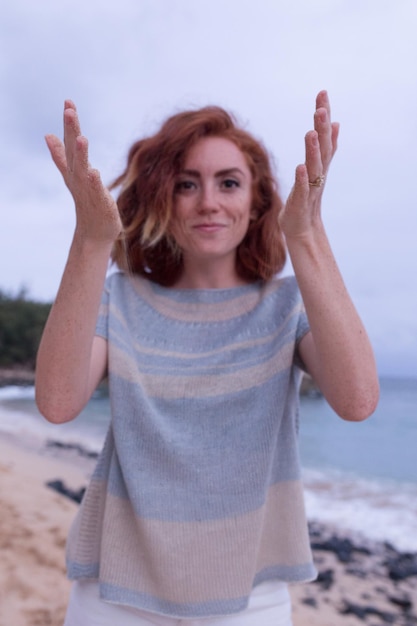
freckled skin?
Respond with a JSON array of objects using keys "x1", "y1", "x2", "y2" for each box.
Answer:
[
  {"x1": 170, "y1": 137, "x2": 253, "y2": 289},
  {"x1": 36, "y1": 92, "x2": 379, "y2": 425}
]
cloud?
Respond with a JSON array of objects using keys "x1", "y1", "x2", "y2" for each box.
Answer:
[{"x1": 1, "y1": 0, "x2": 416, "y2": 375}]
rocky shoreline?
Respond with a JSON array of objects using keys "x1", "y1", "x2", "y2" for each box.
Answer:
[
  {"x1": 44, "y1": 440, "x2": 417, "y2": 626},
  {"x1": 299, "y1": 521, "x2": 417, "y2": 625},
  {"x1": 3, "y1": 370, "x2": 416, "y2": 624},
  {"x1": 1, "y1": 407, "x2": 416, "y2": 625}
]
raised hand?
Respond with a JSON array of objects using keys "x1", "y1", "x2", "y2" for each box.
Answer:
[
  {"x1": 279, "y1": 90, "x2": 339, "y2": 240},
  {"x1": 45, "y1": 101, "x2": 122, "y2": 244}
]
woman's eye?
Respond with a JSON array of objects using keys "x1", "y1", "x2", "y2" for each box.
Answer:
[
  {"x1": 222, "y1": 179, "x2": 239, "y2": 189},
  {"x1": 175, "y1": 180, "x2": 195, "y2": 192}
]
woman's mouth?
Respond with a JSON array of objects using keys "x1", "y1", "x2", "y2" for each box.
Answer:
[{"x1": 193, "y1": 223, "x2": 226, "y2": 233}]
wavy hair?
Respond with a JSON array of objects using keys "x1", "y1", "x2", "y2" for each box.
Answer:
[{"x1": 110, "y1": 106, "x2": 286, "y2": 286}]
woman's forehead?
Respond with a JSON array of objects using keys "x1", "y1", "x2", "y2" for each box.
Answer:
[{"x1": 182, "y1": 136, "x2": 250, "y2": 173}]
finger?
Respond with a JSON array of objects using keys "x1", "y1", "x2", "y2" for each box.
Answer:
[
  {"x1": 314, "y1": 107, "x2": 333, "y2": 172},
  {"x1": 316, "y1": 90, "x2": 331, "y2": 118},
  {"x1": 292, "y1": 164, "x2": 310, "y2": 204},
  {"x1": 64, "y1": 99, "x2": 77, "y2": 112},
  {"x1": 72, "y1": 135, "x2": 90, "y2": 178},
  {"x1": 45, "y1": 134, "x2": 68, "y2": 176},
  {"x1": 305, "y1": 130, "x2": 324, "y2": 188},
  {"x1": 88, "y1": 167, "x2": 103, "y2": 189},
  {"x1": 316, "y1": 91, "x2": 340, "y2": 161},
  {"x1": 63, "y1": 102, "x2": 82, "y2": 171},
  {"x1": 88, "y1": 167, "x2": 113, "y2": 209},
  {"x1": 315, "y1": 91, "x2": 335, "y2": 168},
  {"x1": 331, "y1": 122, "x2": 340, "y2": 157}
]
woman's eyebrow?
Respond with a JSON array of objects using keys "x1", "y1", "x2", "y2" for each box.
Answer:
[
  {"x1": 215, "y1": 168, "x2": 246, "y2": 178},
  {"x1": 179, "y1": 167, "x2": 246, "y2": 178}
]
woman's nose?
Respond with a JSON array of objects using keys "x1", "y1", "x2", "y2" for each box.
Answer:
[{"x1": 198, "y1": 185, "x2": 219, "y2": 213}]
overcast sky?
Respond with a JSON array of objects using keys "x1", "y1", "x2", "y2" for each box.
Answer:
[{"x1": 1, "y1": 0, "x2": 416, "y2": 377}]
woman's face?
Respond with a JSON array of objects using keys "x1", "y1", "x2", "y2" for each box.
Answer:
[{"x1": 171, "y1": 136, "x2": 253, "y2": 274}]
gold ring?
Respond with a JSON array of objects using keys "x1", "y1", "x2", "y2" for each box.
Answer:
[{"x1": 309, "y1": 175, "x2": 325, "y2": 188}]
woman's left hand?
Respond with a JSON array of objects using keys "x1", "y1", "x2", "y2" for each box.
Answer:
[
  {"x1": 279, "y1": 90, "x2": 339, "y2": 239},
  {"x1": 280, "y1": 91, "x2": 379, "y2": 422}
]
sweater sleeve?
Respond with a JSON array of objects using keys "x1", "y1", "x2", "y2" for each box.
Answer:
[
  {"x1": 294, "y1": 283, "x2": 310, "y2": 371},
  {"x1": 95, "y1": 275, "x2": 111, "y2": 340}
]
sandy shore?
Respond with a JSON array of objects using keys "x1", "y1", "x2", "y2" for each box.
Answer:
[
  {"x1": 0, "y1": 433, "x2": 87, "y2": 626},
  {"x1": 0, "y1": 430, "x2": 416, "y2": 626}
]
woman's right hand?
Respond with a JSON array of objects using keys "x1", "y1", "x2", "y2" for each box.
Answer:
[{"x1": 45, "y1": 100, "x2": 122, "y2": 243}]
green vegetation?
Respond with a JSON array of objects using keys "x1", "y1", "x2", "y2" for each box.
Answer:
[{"x1": 0, "y1": 289, "x2": 51, "y2": 369}]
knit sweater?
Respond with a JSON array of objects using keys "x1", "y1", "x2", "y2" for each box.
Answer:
[{"x1": 66, "y1": 272, "x2": 316, "y2": 618}]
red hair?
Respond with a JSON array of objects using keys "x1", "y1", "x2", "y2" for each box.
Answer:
[{"x1": 110, "y1": 106, "x2": 286, "y2": 286}]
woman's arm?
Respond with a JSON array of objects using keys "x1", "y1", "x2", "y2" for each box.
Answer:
[
  {"x1": 281, "y1": 91, "x2": 379, "y2": 421},
  {"x1": 35, "y1": 101, "x2": 122, "y2": 424}
]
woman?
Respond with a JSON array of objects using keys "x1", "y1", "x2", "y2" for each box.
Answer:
[{"x1": 36, "y1": 91, "x2": 379, "y2": 625}]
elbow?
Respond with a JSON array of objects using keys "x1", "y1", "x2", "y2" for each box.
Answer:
[
  {"x1": 36, "y1": 400, "x2": 77, "y2": 425},
  {"x1": 35, "y1": 386, "x2": 81, "y2": 425},
  {"x1": 334, "y1": 380, "x2": 380, "y2": 422},
  {"x1": 34, "y1": 365, "x2": 91, "y2": 424}
]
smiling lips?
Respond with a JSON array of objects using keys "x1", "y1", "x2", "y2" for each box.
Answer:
[{"x1": 193, "y1": 223, "x2": 226, "y2": 233}]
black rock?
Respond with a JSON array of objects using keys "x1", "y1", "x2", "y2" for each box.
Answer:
[
  {"x1": 388, "y1": 594, "x2": 413, "y2": 612},
  {"x1": 340, "y1": 601, "x2": 395, "y2": 623},
  {"x1": 310, "y1": 535, "x2": 371, "y2": 564},
  {"x1": 46, "y1": 479, "x2": 86, "y2": 504},
  {"x1": 346, "y1": 566, "x2": 368, "y2": 579},
  {"x1": 385, "y1": 553, "x2": 417, "y2": 582},
  {"x1": 46, "y1": 439, "x2": 98, "y2": 459},
  {"x1": 314, "y1": 568, "x2": 334, "y2": 590}
]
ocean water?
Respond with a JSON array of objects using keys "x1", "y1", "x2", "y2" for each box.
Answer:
[
  {"x1": 299, "y1": 378, "x2": 417, "y2": 551},
  {"x1": 1, "y1": 377, "x2": 416, "y2": 551}
]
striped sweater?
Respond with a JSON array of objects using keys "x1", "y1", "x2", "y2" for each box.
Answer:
[{"x1": 66, "y1": 272, "x2": 316, "y2": 618}]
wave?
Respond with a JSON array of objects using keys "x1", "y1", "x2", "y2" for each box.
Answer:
[
  {"x1": 0, "y1": 385, "x2": 35, "y2": 400},
  {"x1": 1, "y1": 384, "x2": 417, "y2": 552},
  {"x1": 0, "y1": 385, "x2": 105, "y2": 454},
  {"x1": 303, "y1": 467, "x2": 417, "y2": 552}
]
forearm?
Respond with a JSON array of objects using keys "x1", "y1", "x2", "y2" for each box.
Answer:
[
  {"x1": 287, "y1": 223, "x2": 379, "y2": 420},
  {"x1": 35, "y1": 233, "x2": 112, "y2": 423}
]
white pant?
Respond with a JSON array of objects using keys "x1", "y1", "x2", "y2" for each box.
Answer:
[{"x1": 64, "y1": 580, "x2": 293, "y2": 626}]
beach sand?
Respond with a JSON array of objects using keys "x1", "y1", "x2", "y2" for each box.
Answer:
[
  {"x1": 0, "y1": 434, "x2": 83, "y2": 626},
  {"x1": 0, "y1": 430, "x2": 416, "y2": 626}
]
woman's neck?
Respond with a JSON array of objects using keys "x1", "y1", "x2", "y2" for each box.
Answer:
[{"x1": 173, "y1": 259, "x2": 249, "y2": 290}]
